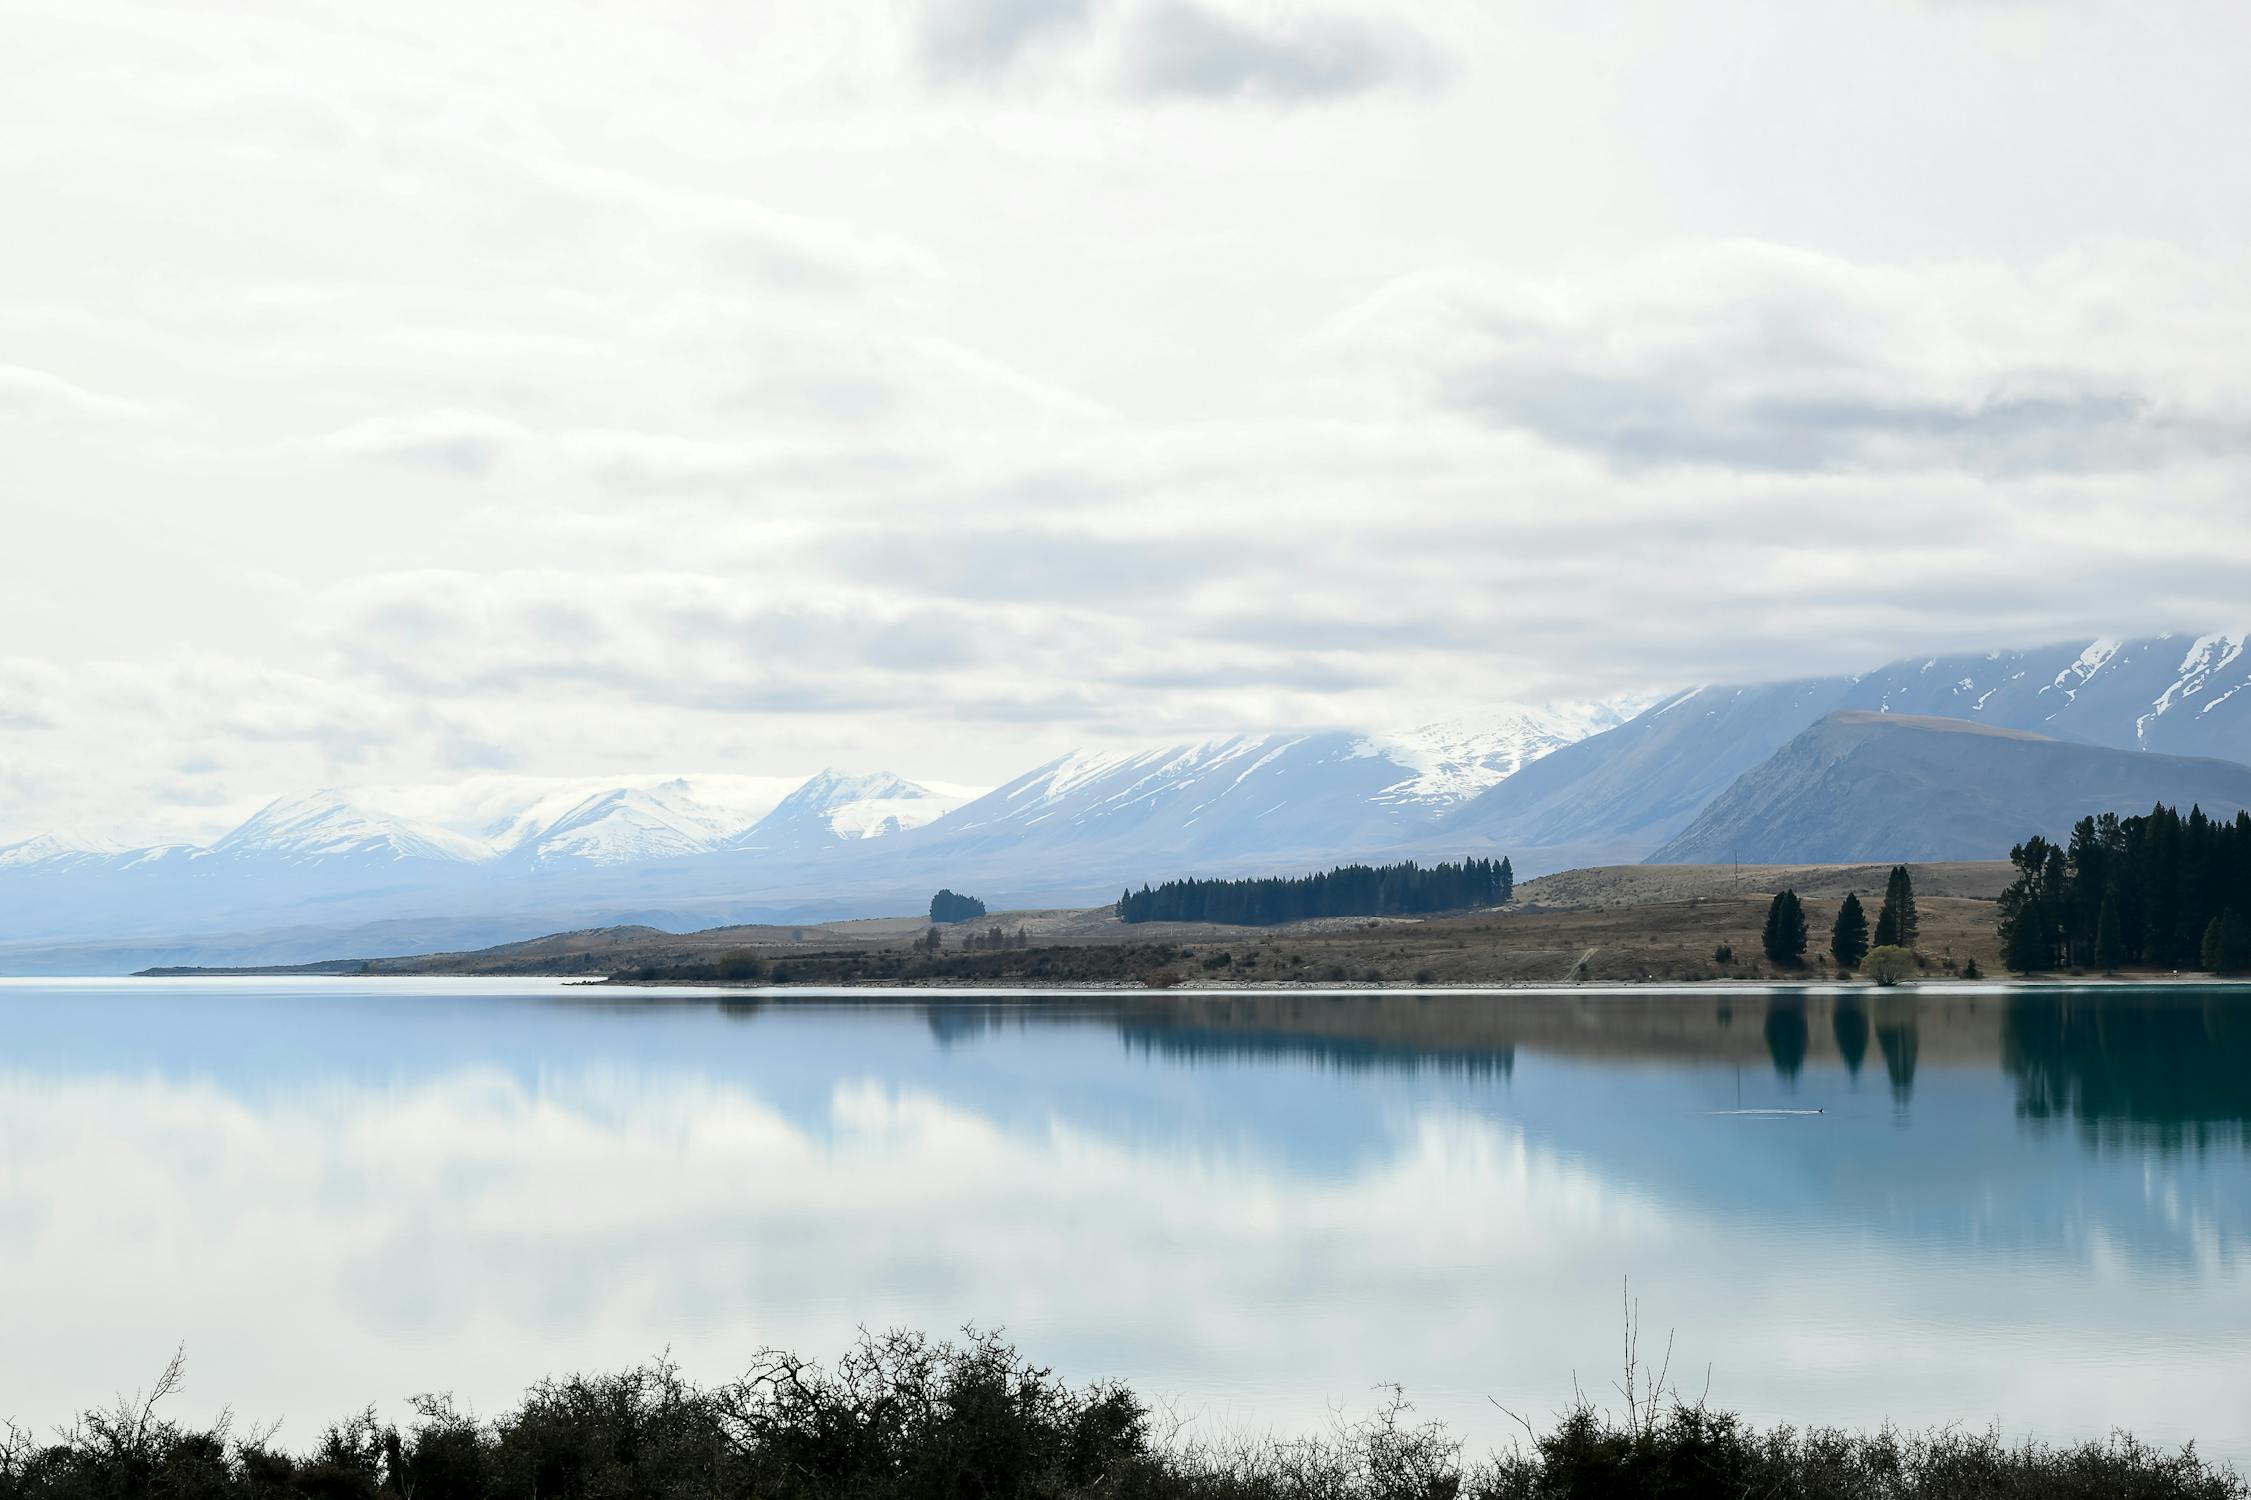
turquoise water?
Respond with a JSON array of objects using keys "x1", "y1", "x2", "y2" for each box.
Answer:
[{"x1": 2, "y1": 979, "x2": 2247, "y2": 1459}]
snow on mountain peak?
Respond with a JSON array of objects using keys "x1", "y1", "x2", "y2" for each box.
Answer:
[
  {"x1": 1357, "y1": 701, "x2": 1645, "y2": 809},
  {"x1": 733, "y1": 769, "x2": 987, "y2": 850},
  {"x1": 0, "y1": 830, "x2": 132, "y2": 868},
  {"x1": 211, "y1": 790, "x2": 497, "y2": 865}
]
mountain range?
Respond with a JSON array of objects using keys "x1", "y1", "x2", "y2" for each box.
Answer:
[
  {"x1": 3, "y1": 635, "x2": 2248, "y2": 971},
  {"x1": 1650, "y1": 712, "x2": 2251, "y2": 865}
]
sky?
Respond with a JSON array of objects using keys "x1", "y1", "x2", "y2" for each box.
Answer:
[{"x1": 5, "y1": 0, "x2": 2251, "y2": 845}]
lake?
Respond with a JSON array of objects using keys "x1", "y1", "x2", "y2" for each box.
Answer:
[{"x1": 2, "y1": 978, "x2": 2248, "y2": 1460}]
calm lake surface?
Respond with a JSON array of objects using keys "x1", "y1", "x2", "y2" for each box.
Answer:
[{"x1": 3, "y1": 978, "x2": 2249, "y2": 1459}]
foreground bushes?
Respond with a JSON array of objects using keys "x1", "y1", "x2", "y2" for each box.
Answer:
[{"x1": 3, "y1": 1328, "x2": 2242, "y2": 1499}]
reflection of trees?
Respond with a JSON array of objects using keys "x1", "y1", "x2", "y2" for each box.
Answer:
[
  {"x1": 1119, "y1": 1026, "x2": 1513, "y2": 1082},
  {"x1": 2003, "y1": 993, "x2": 2251, "y2": 1152},
  {"x1": 1875, "y1": 997, "x2": 1919, "y2": 1108},
  {"x1": 927, "y1": 1007, "x2": 1008, "y2": 1048},
  {"x1": 1763, "y1": 996, "x2": 1807, "y2": 1081},
  {"x1": 1832, "y1": 998, "x2": 1869, "y2": 1078}
]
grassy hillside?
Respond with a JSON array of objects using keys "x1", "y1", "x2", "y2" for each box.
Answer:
[{"x1": 151, "y1": 862, "x2": 2023, "y2": 987}]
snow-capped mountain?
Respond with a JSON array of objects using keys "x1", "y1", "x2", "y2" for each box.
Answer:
[
  {"x1": 0, "y1": 706, "x2": 1633, "y2": 966},
  {"x1": 921, "y1": 726, "x2": 1542, "y2": 874},
  {"x1": 0, "y1": 830, "x2": 133, "y2": 871},
  {"x1": 1359, "y1": 703, "x2": 1645, "y2": 812},
  {"x1": 1446, "y1": 631, "x2": 2251, "y2": 865},
  {"x1": 209, "y1": 791, "x2": 496, "y2": 866},
  {"x1": 732, "y1": 770, "x2": 984, "y2": 854},
  {"x1": 1860, "y1": 631, "x2": 2251, "y2": 756},
  {"x1": 487, "y1": 780, "x2": 774, "y2": 866},
  {"x1": 356, "y1": 773, "x2": 804, "y2": 866},
  {"x1": 21, "y1": 644, "x2": 2244, "y2": 972}
]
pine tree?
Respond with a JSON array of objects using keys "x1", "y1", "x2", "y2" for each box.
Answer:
[
  {"x1": 1830, "y1": 892, "x2": 1870, "y2": 969},
  {"x1": 1891, "y1": 866, "x2": 1919, "y2": 949},
  {"x1": 2204, "y1": 910, "x2": 2250, "y2": 974},
  {"x1": 1873, "y1": 866, "x2": 1919, "y2": 951},
  {"x1": 2093, "y1": 890, "x2": 2125, "y2": 973},
  {"x1": 1498, "y1": 857, "x2": 1515, "y2": 904},
  {"x1": 1762, "y1": 890, "x2": 1808, "y2": 965},
  {"x1": 1997, "y1": 837, "x2": 2065, "y2": 973}
]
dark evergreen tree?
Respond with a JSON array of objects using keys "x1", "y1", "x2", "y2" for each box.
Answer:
[
  {"x1": 1498, "y1": 856, "x2": 1514, "y2": 904},
  {"x1": 1989, "y1": 803, "x2": 2251, "y2": 971},
  {"x1": 2204, "y1": 910, "x2": 2251, "y2": 975},
  {"x1": 1998, "y1": 836, "x2": 2069, "y2": 973},
  {"x1": 1872, "y1": 866, "x2": 1919, "y2": 950},
  {"x1": 1116, "y1": 857, "x2": 1514, "y2": 927},
  {"x1": 1762, "y1": 890, "x2": 1808, "y2": 965},
  {"x1": 930, "y1": 890, "x2": 987, "y2": 924},
  {"x1": 1830, "y1": 892, "x2": 1870, "y2": 969},
  {"x1": 2093, "y1": 890, "x2": 2125, "y2": 973},
  {"x1": 1890, "y1": 865, "x2": 1919, "y2": 948}
]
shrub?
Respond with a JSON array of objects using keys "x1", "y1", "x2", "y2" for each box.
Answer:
[
  {"x1": 7, "y1": 1333, "x2": 2244, "y2": 1500},
  {"x1": 1865, "y1": 945, "x2": 1915, "y2": 987}
]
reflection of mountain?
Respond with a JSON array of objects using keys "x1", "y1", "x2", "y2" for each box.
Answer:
[{"x1": 2004, "y1": 993, "x2": 2251, "y2": 1151}]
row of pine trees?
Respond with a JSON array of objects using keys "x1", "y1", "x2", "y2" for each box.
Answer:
[
  {"x1": 1996, "y1": 804, "x2": 2251, "y2": 973},
  {"x1": 1115, "y1": 857, "x2": 1514, "y2": 927},
  {"x1": 1762, "y1": 866, "x2": 1924, "y2": 969}
]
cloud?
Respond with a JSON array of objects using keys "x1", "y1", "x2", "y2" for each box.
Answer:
[
  {"x1": 310, "y1": 410, "x2": 530, "y2": 475},
  {"x1": 1114, "y1": 0, "x2": 1441, "y2": 101},
  {"x1": 9, "y1": 0, "x2": 2251, "y2": 848},
  {"x1": 917, "y1": 0, "x2": 1094, "y2": 78},
  {"x1": 841, "y1": 525, "x2": 1219, "y2": 603},
  {"x1": 908, "y1": 0, "x2": 1441, "y2": 102},
  {"x1": 1324, "y1": 241, "x2": 2251, "y2": 475},
  {"x1": 0, "y1": 363, "x2": 161, "y2": 423}
]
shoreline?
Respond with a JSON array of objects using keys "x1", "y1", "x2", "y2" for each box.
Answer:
[{"x1": 122, "y1": 966, "x2": 2251, "y2": 994}]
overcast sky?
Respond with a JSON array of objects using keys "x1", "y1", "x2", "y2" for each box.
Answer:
[{"x1": 5, "y1": 0, "x2": 2251, "y2": 843}]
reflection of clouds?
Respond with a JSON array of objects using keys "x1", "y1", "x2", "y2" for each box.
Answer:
[
  {"x1": 5, "y1": 982, "x2": 2251, "y2": 1462},
  {"x1": 5, "y1": 1050, "x2": 2251, "y2": 1465}
]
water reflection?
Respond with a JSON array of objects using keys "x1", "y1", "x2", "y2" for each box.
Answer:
[
  {"x1": 1763, "y1": 995, "x2": 1808, "y2": 1081},
  {"x1": 1876, "y1": 998, "x2": 1920, "y2": 1107},
  {"x1": 2004, "y1": 992, "x2": 2251, "y2": 1152},
  {"x1": 1832, "y1": 996, "x2": 1869, "y2": 1078},
  {"x1": 0, "y1": 979, "x2": 2247, "y2": 1466}
]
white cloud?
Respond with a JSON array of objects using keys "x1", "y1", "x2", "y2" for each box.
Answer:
[
  {"x1": 1112, "y1": 0, "x2": 1442, "y2": 101},
  {"x1": 1321, "y1": 240, "x2": 2251, "y2": 475},
  {"x1": 0, "y1": 363, "x2": 162, "y2": 423},
  {"x1": 4, "y1": 0, "x2": 2251, "y2": 842}
]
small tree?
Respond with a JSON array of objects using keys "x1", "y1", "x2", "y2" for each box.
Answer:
[
  {"x1": 1865, "y1": 945, "x2": 1914, "y2": 987},
  {"x1": 1830, "y1": 892, "x2": 1870, "y2": 970},
  {"x1": 1762, "y1": 890, "x2": 1808, "y2": 965}
]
